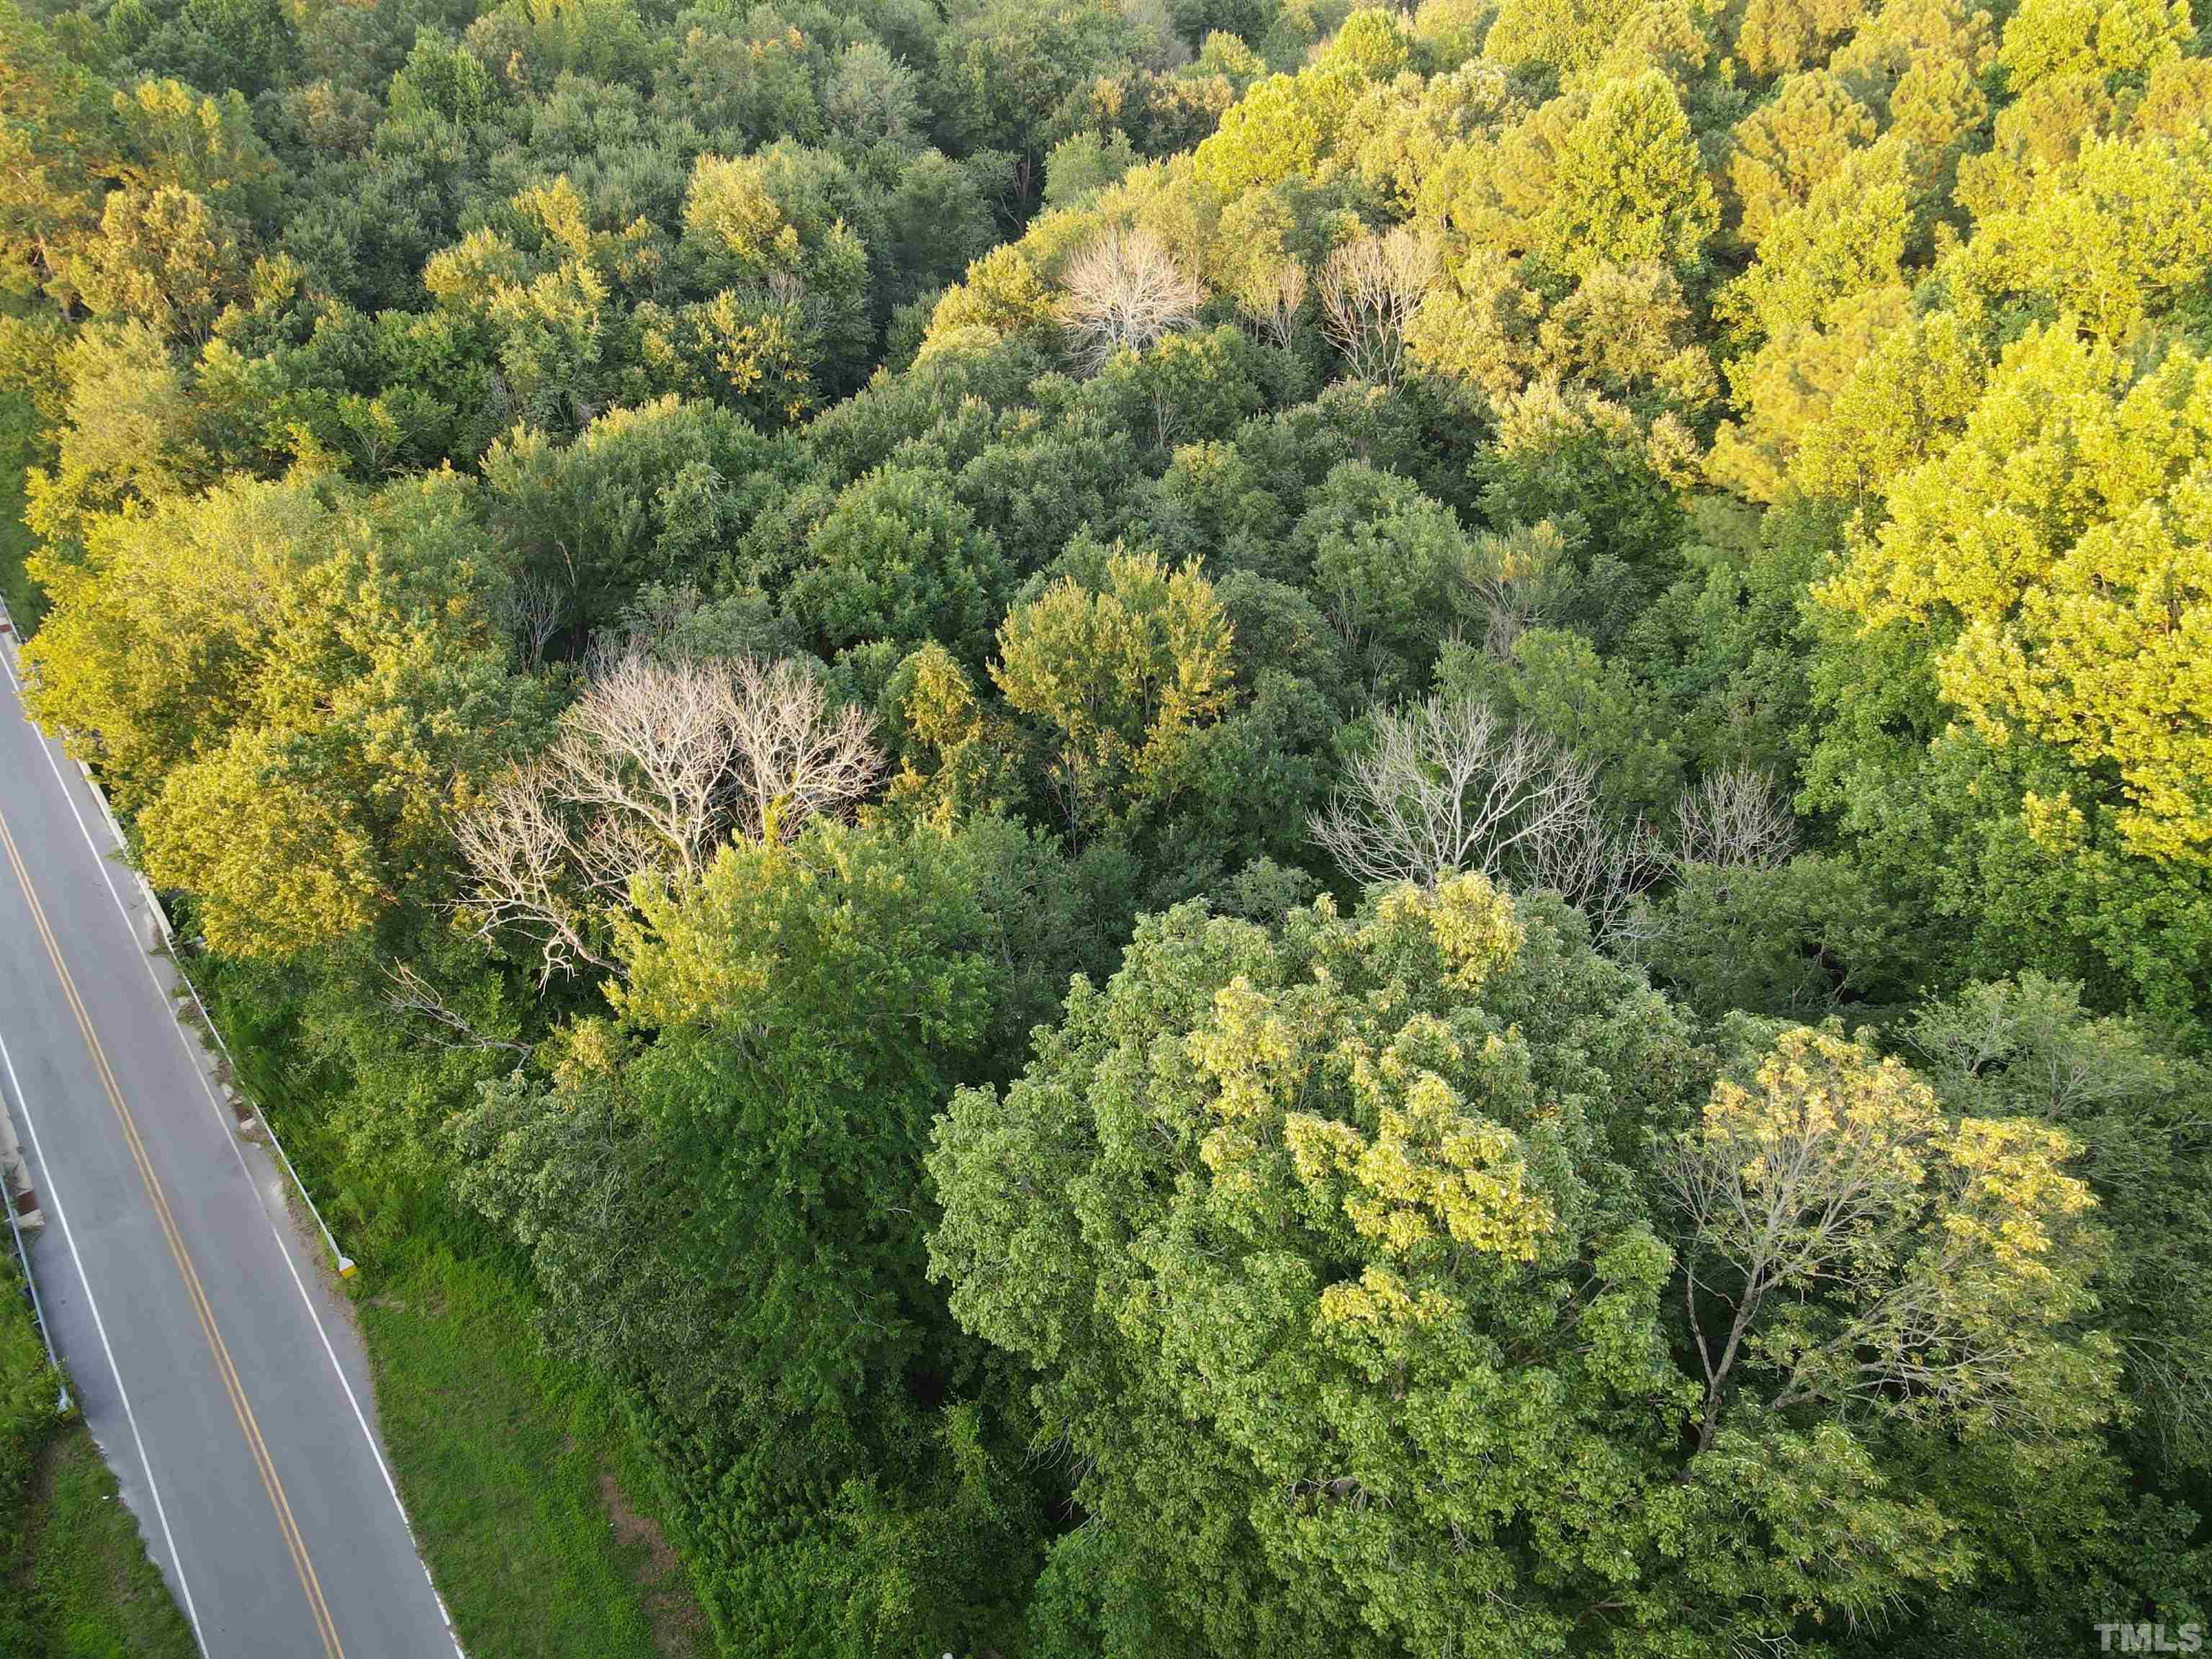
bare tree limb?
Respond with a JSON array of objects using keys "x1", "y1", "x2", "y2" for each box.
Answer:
[
  {"x1": 1673, "y1": 765, "x2": 1797, "y2": 871},
  {"x1": 1310, "y1": 695, "x2": 1656, "y2": 943},
  {"x1": 1320, "y1": 225, "x2": 1440, "y2": 388},
  {"x1": 454, "y1": 650, "x2": 886, "y2": 983},
  {"x1": 382, "y1": 960, "x2": 534, "y2": 1056},
  {"x1": 1060, "y1": 226, "x2": 1205, "y2": 373}
]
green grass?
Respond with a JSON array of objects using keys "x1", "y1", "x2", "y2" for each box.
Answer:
[
  {"x1": 0, "y1": 382, "x2": 42, "y2": 634},
  {"x1": 358, "y1": 1245, "x2": 703, "y2": 1659},
  {"x1": 19, "y1": 1429, "x2": 199, "y2": 1659}
]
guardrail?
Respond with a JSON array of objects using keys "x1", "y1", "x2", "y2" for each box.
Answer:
[
  {"x1": 4, "y1": 1166, "x2": 71, "y2": 1417},
  {"x1": 154, "y1": 932, "x2": 358, "y2": 1282}
]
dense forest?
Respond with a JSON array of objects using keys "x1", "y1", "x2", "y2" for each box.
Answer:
[{"x1": 3, "y1": 0, "x2": 2211, "y2": 1650}]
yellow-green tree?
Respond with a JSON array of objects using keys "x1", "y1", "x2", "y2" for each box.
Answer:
[
  {"x1": 1533, "y1": 71, "x2": 1718, "y2": 277},
  {"x1": 991, "y1": 546, "x2": 1236, "y2": 832},
  {"x1": 26, "y1": 472, "x2": 539, "y2": 954},
  {"x1": 1822, "y1": 323, "x2": 2212, "y2": 868}
]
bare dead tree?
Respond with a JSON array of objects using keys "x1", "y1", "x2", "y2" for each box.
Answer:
[
  {"x1": 501, "y1": 569, "x2": 567, "y2": 670},
  {"x1": 382, "y1": 961, "x2": 534, "y2": 1056},
  {"x1": 547, "y1": 649, "x2": 754, "y2": 884},
  {"x1": 1463, "y1": 521, "x2": 1570, "y2": 660},
  {"x1": 455, "y1": 650, "x2": 886, "y2": 984},
  {"x1": 1310, "y1": 696, "x2": 1655, "y2": 943},
  {"x1": 1319, "y1": 225, "x2": 1440, "y2": 388},
  {"x1": 454, "y1": 763, "x2": 615, "y2": 984},
  {"x1": 1236, "y1": 256, "x2": 1308, "y2": 351},
  {"x1": 1311, "y1": 697, "x2": 1589, "y2": 891},
  {"x1": 1672, "y1": 764, "x2": 1797, "y2": 871},
  {"x1": 765, "y1": 266, "x2": 807, "y2": 310},
  {"x1": 1526, "y1": 809, "x2": 1664, "y2": 952},
  {"x1": 1060, "y1": 226, "x2": 1205, "y2": 372},
  {"x1": 723, "y1": 656, "x2": 884, "y2": 839}
]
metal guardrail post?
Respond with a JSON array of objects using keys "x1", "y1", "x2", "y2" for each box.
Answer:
[{"x1": 158, "y1": 938, "x2": 358, "y2": 1281}]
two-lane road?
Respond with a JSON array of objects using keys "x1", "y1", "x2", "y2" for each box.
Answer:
[{"x1": 0, "y1": 632, "x2": 461, "y2": 1658}]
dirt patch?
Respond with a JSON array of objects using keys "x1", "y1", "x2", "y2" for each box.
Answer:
[{"x1": 598, "y1": 1465, "x2": 707, "y2": 1659}]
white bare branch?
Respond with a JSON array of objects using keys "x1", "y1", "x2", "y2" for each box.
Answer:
[
  {"x1": 723, "y1": 655, "x2": 885, "y2": 840},
  {"x1": 548, "y1": 650, "x2": 752, "y2": 883},
  {"x1": 500, "y1": 570, "x2": 566, "y2": 670},
  {"x1": 1310, "y1": 695, "x2": 1657, "y2": 943},
  {"x1": 452, "y1": 763, "x2": 614, "y2": 986},
  {"x1": 1319, "y1": 225, "x2": 1440, "y2": 388},
  {"x1": 1060, "y1": 226, "x2": 1205, "y2": 373},
  {"x1": 382, "y1": 960, "x2": 534, "y2": 1056},
  {"x1": 1236, "y1": 256, "x2": 1308, "y2": 352},
  {"x1": 1673, "y1": 765, "x2": 1797, "y2": 871},
  {"x1": 454, "y1": 650, "x2": 886, "y2": 983}
]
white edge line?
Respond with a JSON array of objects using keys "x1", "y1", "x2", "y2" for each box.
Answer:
[
  {"x1": 0, "y1": 1021, "x2": 211, "y2": 1659},
  {"x1": 0, "y1": 651, "x2": 466, "y2": 1658}
]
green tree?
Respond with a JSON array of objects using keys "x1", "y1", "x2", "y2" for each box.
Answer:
[
  {"x1": 990, "y1": 544, "x2": 1236, "y2": 832},
  {"x1": 1535, "y1": 71, "x2": 1718, "y2": 278},
  {"x1": 1725, "y1": 71, "x2": 1878, "y2": 249},
  {"x1": 27, "y1": 471, "x2": 537, "y2": 954},
  {"x1": 791, "y1": 464, "x2": 1011, "y2": 660},
  {"x1": 932, "y1": 878, "x2": 2118, "y2": 1657},
  {"x1": 454, "y1": 814, "x2": 1069, "y2": 1656}
]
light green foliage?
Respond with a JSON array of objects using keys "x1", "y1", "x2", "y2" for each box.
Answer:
[
  {"x1": 1718, "y1": 138, "x2": 1914, "y2": 346},
  {"x1": 681, "y1": 144, "x2": 875, "y2": 393},
  {"x1": 7, "y1": 0, "x2": 2212, "y2": 1647},
  {"x1": 61, "y1": 183, "x2": 249, "y2": 343},
  {"x1": 1732, "y1": 0, "x2": 1868, "y2": 78},
  {"x1": 2000, "y1": 0, "x2": 2194, "y2": 90},
  {"x1": 1533, "y1": 70, "x2": 1717, "y2": 277},
  {"x1": 1192, "y1": 68, "x2": 1352, "y2": 193},
  {"x1": 1482, "y1": 0, "x2": 1638, "y2": 77},
  {"x1": 932, "y1": 878, "x2": 2126, "y2": 1655},
  {"x1": 1809, "y1": 322, "x2": 2212, "y2": 1017},
  {"x1": 1043, "y1": 130, "x2": 1141, "y2": 210},
  {"x1": 1947, "y1": 124, "x2": 2212, "y2": 342},
  {"x1": 21, "y1": 318, "x2": 208, "y2": 545},
  {"x1": 1726, "y1": 71, "x2": 1878, "y2": 248},
  {"x1": 1822, "y1": 325, "x2": 2212, "y2": 868},
  {"x1": 1313, "y1": 7, "x2": 1413, "y2": 78},
  {"x1": 26, "y1": 471, "x2": 537, "y2": 954},
  {"x1": 991, "y1": 544, "x2": 1236, "y2": 829},
  {"x1": 929, "y1": 878, "x2": 1699, "y2": 1658}
]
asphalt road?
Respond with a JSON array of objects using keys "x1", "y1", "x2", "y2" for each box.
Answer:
[{"x1": 0, "y1": 635, "x2": 462, "y2": 1659}]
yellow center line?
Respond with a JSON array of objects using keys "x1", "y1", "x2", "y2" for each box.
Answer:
[{"x1": 0, "y1": 802, "x2": 346, "y2": 1659}]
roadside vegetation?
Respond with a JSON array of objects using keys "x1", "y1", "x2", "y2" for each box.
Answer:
[
  {"x1": 359, "y1": 1245, "x2": 701, "y2": 1659},
  {"x1": 0, "y1": 382, "x2": 40, "y2": 631},
  {"x1": 2, "y1": 1258, "x2": 195, "y2": 1659}
]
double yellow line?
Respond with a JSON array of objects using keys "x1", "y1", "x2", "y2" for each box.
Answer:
[{"x1": 0, "y1": 805, "x2": 346, "y2": 1659}]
